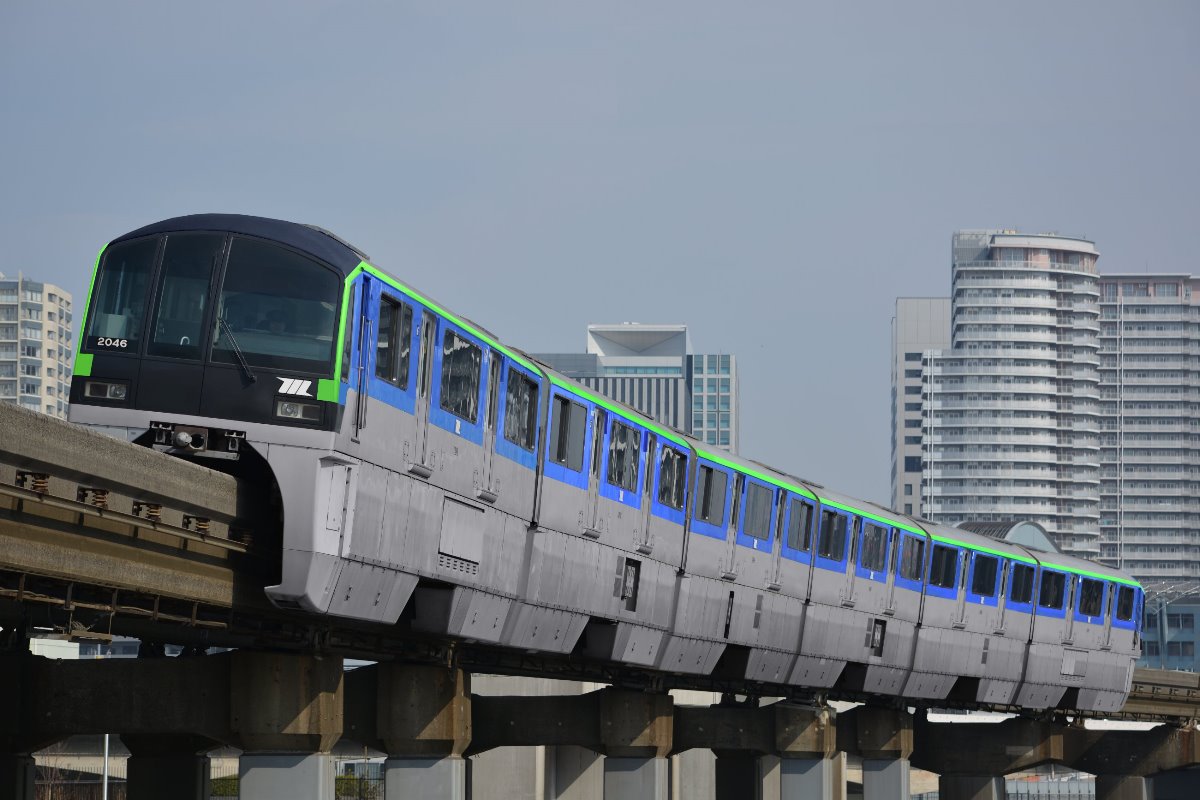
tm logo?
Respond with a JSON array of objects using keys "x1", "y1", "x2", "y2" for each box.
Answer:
[{"x1": 277, "y1": 377, "x2": 313, "y2": 397}]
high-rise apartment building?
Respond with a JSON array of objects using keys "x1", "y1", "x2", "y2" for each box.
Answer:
[
  {"x1": 0, "y1": 273, "x2": 73, "y2": 419},
  {"x1": 1098, "y1": 274, "x2": 1200, "y2": 583},
  {"x1": 893, "y1": 233, "x2": 1200, "y2": 586},
  {"x1": 918, "y1": 232, "x2": 1104, "y2": 561},
  {"x1": 534, "y1": 323, "x2": 739, "y2": 452},
  {"x1": 891, "y1": 298, "x2": 951, "y2": 514}
]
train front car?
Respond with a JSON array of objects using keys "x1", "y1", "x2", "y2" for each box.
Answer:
[{"x1": 69, "y1": 214, "x2": 360, "y2": 613}]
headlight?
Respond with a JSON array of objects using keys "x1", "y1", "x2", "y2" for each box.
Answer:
[
  {"x1": 275, "y1": 400, "x2": 321, "y2": 422},
  {"x1": 84, "y1": 380, "x2": 129, "y2": 400}
]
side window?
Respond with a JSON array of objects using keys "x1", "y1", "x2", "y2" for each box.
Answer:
[
  {"x1": 1079, "y1": 578, "x2": 1104, "y2": 617},
  {"x1": 607, "y1": 421, "x2": 641, "y2": 492},
  {"x1": 1039, "y1": 571, "x2": 1066, "y2": 610},
  {"x1": 549, "y1": 395, "x2": 586, "y2": 471},
  {"x1": 970, "y1": 554, "x2": 999, "y2": 597},
  {"x1": 375, "y1": 295, "x2": 412, "y2": 388},
  {"x1": 440, "y1": 329, "x2": 482, "y2": 422},
  {"x1": 928, "y1": 544, "x2": 958, "y2": 589},
  {"x1": 1010, "y1": 563, "x2": 1035, "y2": 604},
  {"x1": 503, "y1": 368, "x2": 538, "y2": 451},
  {"x1": 1116, "y1": 586, "x2": 1135, "y2": 621},
  {"x1": 786, "y1": 498, "x2": 814, "y2": 551},
  {"x1": 743, "y1": 484, "x2": 773, "y2": 541},
  {"x1": 657, "y1": 446, "x2": 686, "y2": 510},
  {"x1": 860, "y1": 523, "x2": 889, "y2": 572},
  {"x1": 817, "y1": 510, "x2": 847, "y2": 561},
  {"x1": 899, "y1": 536, "x2": 925, "y2": 582},
  {"x1": 695, "y1": 465, "x2": 727, "y2": 525}
]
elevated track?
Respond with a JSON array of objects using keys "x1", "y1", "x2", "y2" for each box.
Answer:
[{"x1": 1, "y1": 402, "x2": 1197, "y2": 724}]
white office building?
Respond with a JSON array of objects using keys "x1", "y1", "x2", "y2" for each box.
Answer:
[
  {"x1": 0, "y1": 273, "x2": 73, "y2": 419},
  {"x1": 534, "y1": 323, "x2": 739, "y2": 452}
]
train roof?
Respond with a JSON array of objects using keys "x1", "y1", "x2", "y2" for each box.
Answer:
[{"x1": 113, "y1": 214, "x2": 366, "y2": 276}]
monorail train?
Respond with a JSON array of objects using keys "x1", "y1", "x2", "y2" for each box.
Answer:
[{"x1": 68, "y1": 214, "x2": 1144, "y2": 712}]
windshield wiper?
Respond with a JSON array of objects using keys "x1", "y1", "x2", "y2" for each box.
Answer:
[{"x1": 219, "y1": 317, "x2": 257, "y2": 384}]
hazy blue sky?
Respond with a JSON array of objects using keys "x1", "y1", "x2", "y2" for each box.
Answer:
[{"x1": 2, "y1": 3, "x2": 1197, "y2": 505}]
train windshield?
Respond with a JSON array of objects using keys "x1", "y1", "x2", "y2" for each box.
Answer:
[{"x1": 211, "y1": 238, "x2": 340, "y2": 373}]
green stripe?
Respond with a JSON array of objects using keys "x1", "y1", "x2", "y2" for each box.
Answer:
[
  {"x1": 695, "y1": 448, "x2": 816, "y2": 501},
  {"x1": 929, "y1": 532, "x2": 1038, "y2": 565},
  {"x1": 74, "y1": 352, "x2": 93, "y2": 378},
  {"x1": 550, "y1": 375, "x2": 689, "y2": 449},
  {"x1": 357, "y1": 262, "x2": 539, "y2": 373},
  {"x1": 821, "y1": 498, "x2": 925, "y2": 536},
  {"x1": 74, "y1": 245, "x2": 106, "y2": 369},
  {"x1": 1041, "y1": 562, "x2": 1142, "y2": 588},
  {"x1": 317, "y1": 378, "x2": 338, "y2": 402}
]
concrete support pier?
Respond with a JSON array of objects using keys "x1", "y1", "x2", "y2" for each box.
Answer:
[
  {"x1": 773, "y1": 705, "x2": 843, "y2": 800},
  {"x1": 596, "y1": 689, "x2": 673, "y2": 800},
  {"x1": 841, "y1": 706, "x2": 913, "y2": 800},
  {"x1": 229, "y1": 652, "x2": 343, "y2": 800},
  {"x1": 1097, "y1": 775, "x2": 1154, "y2": 800},
  {"x1": 123, "y1": 734, "x2": 214, "y2": 800},
  {"x1": 938, "y1": 774, "x2": 1005, "y2": 800},
  {"x1": 0, "y1": 754, "x2": 36, "y2": 800},
  {"x1": 345, "y1": 663, "x2": 472, "y2": 800}
]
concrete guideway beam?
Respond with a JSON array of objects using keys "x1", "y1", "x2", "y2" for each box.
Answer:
[{"x1": 912, "y1": 713, "x2": 1200, "y2": 779}]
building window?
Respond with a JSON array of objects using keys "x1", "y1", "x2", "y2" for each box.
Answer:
[
  {"x1": 904, "y1": 484, "x2": 912, "y2": 496},
  {"x1": 904, "y1": 419, "x2": 921, "y2": 428},
  {"x1": 904, "y1": 456, "x2": 921, "y2": 472},
  {"x1": 1155, "y1": 283, "x2": 1179, "y2": 297},
  {"x1": 905, "y1": 386, "x2": 920, "y2": 395},
  {"x1": 1145, "y1": 642, "x2": 1160, "y2": 657},
  {"x1": 1167, "y1": 613, "x2": 1194, "y2": 630},
  {"x1": 719, "y1": 355, "x2": 730, "y2": 374},
  {"x1": 905, "y1": 352, "x2": 921, "y2": 362},
  {"x1": 904, "y1": 369, "x2": 921, "y2": 378},
  {"x1": 904, "y1": 503, "x2": 912, "y2": 514},
  {"x1": 904, "y1": 436, "x2": 920, "y2": 444},
  {"x1": 904, "y1": 403, "x2": 920, "y2": 412}
]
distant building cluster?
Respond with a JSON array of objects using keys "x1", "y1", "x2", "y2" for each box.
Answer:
[
  {"x1": 892, "y1": 231, "x2": 1200, "y2": 593},
  {"x1": 0, "y1": 273, "x2": 73, "y2": 419},
  {"x1": 534, "y1": 323, "x2": 739, "y2": 453}
]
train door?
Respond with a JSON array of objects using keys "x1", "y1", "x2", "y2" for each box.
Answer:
[
  {"x1": 638, "y1": 433, "x2": 657, "y2": 553},
  {"x1": 995, "y1": 560, "x2": 1010, "y2": 632},
  {"x1": 1063, "y1": 575, "x2": 1078, "y2": 642},
  {"x1": 479, "y1": 350, "x2": 502, "y2": 501},
  {"x1": 408, "y1": 309, "x2": 437, "y2": 475},
  {"x1": 954, "y1": 550, "x2": 970, "y2": 626},
  {"x1": 844, "y1": 516, "x2": 861, "y2": 605},
  {"x1": 723, "y1": 474, "x2": 745, "y2": 578},
  {"x1": 768, "y1": 490, "x2": 787, "y2": 589},
  {"x1": 584, "y1": 407, "x2": 608, "y2": 536},
  {"x1": 1103, "y1": 583, "x2": 1116, "y2": 648},
  {"x1": 351, "y1": 277, "x2": 374, "y2": 441}
]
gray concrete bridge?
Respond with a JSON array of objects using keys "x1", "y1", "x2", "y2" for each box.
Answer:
[
  {"x1": 2, "y1": 652, "x2": 1200, "y2": 800},
  {"x1": 3, "y1": 395, "x2": 1200, "y2": 798}
]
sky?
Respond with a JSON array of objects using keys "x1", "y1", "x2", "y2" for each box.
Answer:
[{"x1": 2, "y1": 2, "x2": 1197, "y2": 506}]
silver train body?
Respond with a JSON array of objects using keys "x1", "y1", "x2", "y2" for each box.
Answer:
[{"x1": 70, "y1": 215, "x2": 1145, "y2": 713}]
